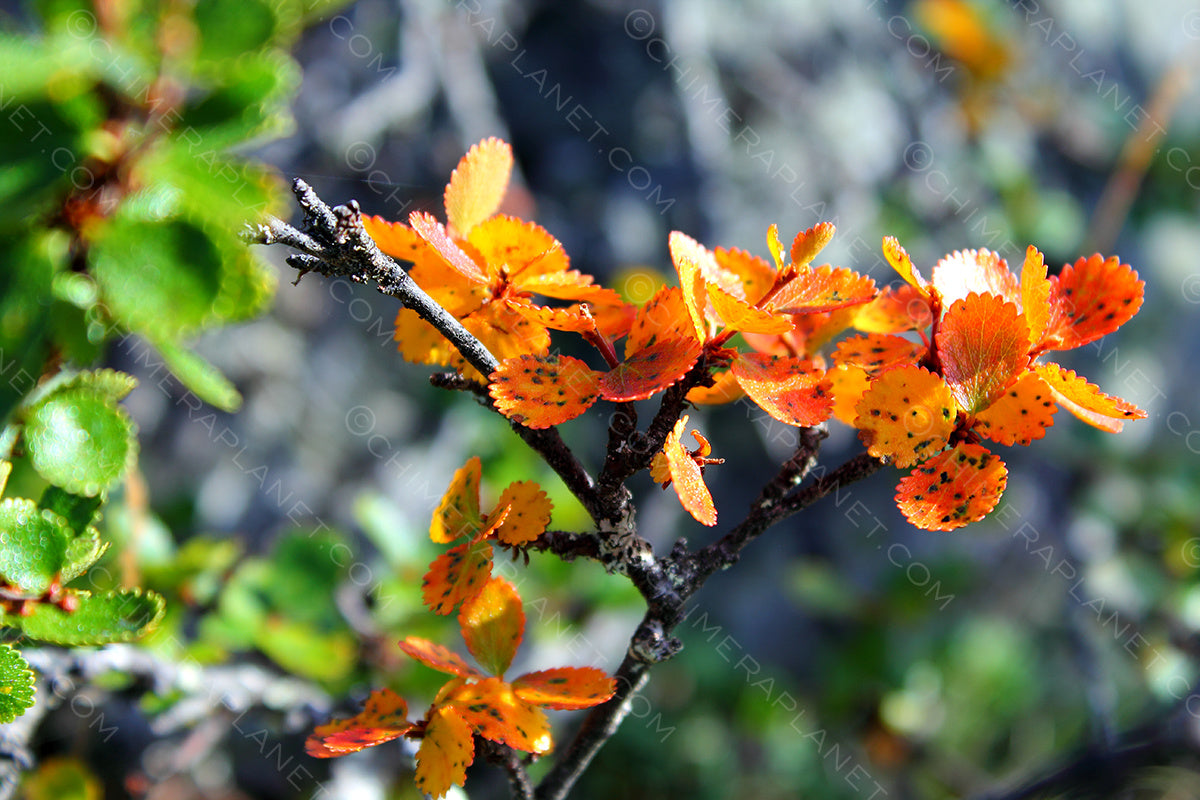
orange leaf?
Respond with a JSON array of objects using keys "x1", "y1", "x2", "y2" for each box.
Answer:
[
  {"x1": 833, "y1": 333, "x2": 925, "y2": 372},
  {"x1": 661, "y1": 415, "x2": 717, "y2": 526},
  {"x1": 444, "y1": 136, "x2": 513, "y2": 235},
  {"x1": 513, "y1": 667, "x2": 617, "y2": 710},
  {"x1": 431, "y1": 457, "x2": 483, "y2": 544},
  {"x1": 854, "y1": 365, "x2": 956, "y2": 467},
  {"x1": 464, "y1": 303, "x2": 552, "y2": 364},
  {"x1": 422, "y1": 539, "x2": 494, "y2": 615},
  {"x1": 731, "y1": 353, "x2": 834, "y2": 427},
  {"x1": 399, "y1": 637, "x2": 483, "y2": 678},
  {"x1": 882, "y1": 236, "x2": 929, "y2": 293},
  {"x1": 936, "y1": 293, "x2": 1030, "y2": 414},
  {"x1": 714, "y1": 246, "x2": 776, "y2": 304},
  {"x1": 668, "y1": 231, "x2": 712, "y2": 342},
  {"x1": 769, "y1": 265, "x2": 877, "y2": 314},
  {"x1": 489, "y1": 354, "x2": 601, "y2": 428},
  {"x1": 930, "y1": 248, "x2": 1019, "y2": 311},
  {"x1": 686, "y1": 367, "x2": 745, "y2": 405},
  {"x1": 896, "y1": 442, "x2": 1007, "y2": 531},
  {"x1": 361, "y1": 215, "x2": 425, "y2": 262},
  {"x1": 1042, "y1": 254, "x2": 1144, "y2": 351},
  {"x1": 447, "y1": 677, "x2": 552, "y2": 753},
  {"x1": 626, "y1": 286, "x2": 698, "y2": 357},
  {"x1": 493, "y1": 481, "x2": 553, "y2": 546},
  {"x1": 306, "y1": 689, "x2": 414, "y2": 757},
  {"x1": 599, "y1": 337, "x2": 702, "y2": 402},
  {"x1": 395, "y1": 307, "x2": 461, "y2": 367},
  {"x1": 973, "y1": 370, "x2": 1057, "y2": 445},
  {"x1": 467, "y1": 215, "x2": 569, "y2": 284},
  {"x1": 1034, "y1": 363, "x2": 1146, "y2": 433},
  {"x1": 829, "y1": 364, "x2": 872, "y2": 426},
  {"x1": 458, "y1": 577, "x2": 525, "y2": 678},
  {"x1": 1020, "y1": 246, "x2": 1052, "y2": 346},
  {"x1": 706, "y1": 285, "x2": 794, "y2": 334},
  {"x1": 789, "y1": 222, "x2": 836, "y2": 267},
  {"x1": 854, "y1": 283, "x2": 933, "y2": 333},
  {"x1": 409, "y1": 210, "x2": 488, "y2": 284},
  {"x1": 415, "y1": 705, "x2": 475, "y2": 799}
]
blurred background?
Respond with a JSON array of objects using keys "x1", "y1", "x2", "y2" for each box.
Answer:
[{"x1": 13, "y1": 0, "x2": 1200, "y2": 797}]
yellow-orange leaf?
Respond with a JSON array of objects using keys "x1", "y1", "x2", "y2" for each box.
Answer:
[
  {"x1": 854, "y1": 365, "x2": 956, "y2": 467},
  {"x1": 399, "y1": 636, "x2": 483, "y2": 678},
  {"x1": 769, "y1": 265, "x2": 877, "y2": 314},
  {"x1": 668, "y1": 231, "x2": 712, "y2": 342},
  {"x1": 431, "y1": 457, "x2": 483, "y2": 544},
  {"x1": 1034, "y1": 363, "x2": 1146, "y2": 433},
  {"x1": 459, "y1": 577, "x2": 525, "y2": 678},
  {"x1": 936, "y1": 293, "x2": 1030, "y2": 414},
  {"x1": 394, "y1": 307, "x2": 460, "y2": 367},
  {"x1": 599, "y1": 337, "x2": 702, "y2": 402},
  {"x1": 489, "y1": 354, "x2": 601, "y2": 428},
  {"x1": 409, "y1": 210, "x2": 488, "y2": 284},
  {"x1": 513, "y1": 667, "x2": 617, "y2": 710},
  {"x1": 1020, "y1": 246, "x2": 1051, "y2": 346},
  {"x1": 854, "y1": 283, "x2": 933, "y2": 333},
  {"x1": 361, "y1": 215, "x2": 425, "y2": 262},
  {"x1": 416, "y1": 705, "x2": 475, "y2": 799},
  {"x1": 930, "y1": 248, "x2": 1020, "y2": 311},
  {"x1": 306, "y1": 689, "x2": 414, "y2": 757},
  {"x1": 448, "y1": 678, "x2": 552, "y2": 753},
  {"x1": 707, "y1": 285, "x2": 794, "y2": 334},
  {"x1": 686, "y1": 367, "x2": 745, "y2": 405},
  {"x1": 626, "y1": 286, "x2": 697, "y2": 357},
  {"x1": 829, "y1": 364, "x2": 872, "y2": 426},
  {"x1": 493, "y1": 481, "x2": 553, "y2": 545},
  {"x1": 766, "y1": 224, "x2": 786, "y2": 271},
  {"x1": 422, "y1": 539, "x2": 494, "y2": 615},
  {"x1": 661, "y1": 415, "x2": 717, "y2": 526},
  {"x1": 444, "y1": 136, "x2": 513, "y2": 235},
  {"x1": 896, "y1": 443, "x2": 1007, "y2": 531},
  {"x1": 833, "y1": 333, "x2": 925, "y2": 372},
  {"x1": 714, "y1": 246, "x2": 775, "y2": 304},
  {"x1": 507, "y1": 300, "x2": 597, "y2": 333},
  {"x1": 1042, "y1": 254, "x2": 1144, "y2": 351},
  {"x1": 731, "y1": 353, "x2": 833, "y2": 427},
  {"x1": 882, "y1": 236, "x2": 929, "y2": 293},
  {"x1": 789, "y1": 222, "x2": 836, "y2": 267},
  {"x1": 973, "y1": 370, "x2": 1057, "y2": 445},
  {"x1": 467, "y1": 215, "x2": 569, "y2": 283}
]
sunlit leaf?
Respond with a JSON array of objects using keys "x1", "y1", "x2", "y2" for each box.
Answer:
[
  {"x1": 668, "y1": 231, "x2": 712, "y2": 342},
  {"x1": 493, "y1": 481, "x2": 553, "y2": 546},
  {"x1": 422, "y1": 539, "x2": 494, "y2": 615},
  {"x1": 0, "y1": 644, "x2": 34, "y2": 724},
  {"x1": 599, "y1": 337, "x2": 702, "y2": 402},
  {"x1": 489, "y1": 354, "x2": 601, "y2": 428},
  {"x1": 833, "y1": 333, "x2": 925, "y2": 372},
  {"x1": 882, "y1": 236, "x2": 929, "y2": 293},
  {"x1": 512, "y1": 667, "x2": 617, "y2": 710},
  {"x1": 854, "y1": 283, "x2": 934, "y2": 333},
  {"x1": 14, "y1": 589, "x2": 164, "y2": 645},
  {"x1": 24, "y1": 387, "x2": 137, "y2": 498},
  {"x1": 930, "y1": 248, "x2": 1019, "y2": 311},
  {"x1": 854, "y1": 365, "x2": 956, "y2": 467},
  {"x1": 1020, "y1": 246, "x2": 1051, "y2": 346},
  {"x1": 974, "y1": 370, "x2": 1057, "y2": 445},
  {"x1": 896, "y1": 442, "x2": 1007, "y2": 531},
  {"x1": 409, "y1": 210, "x2": 488, "y2": 285},
  {"x1": 625, "y1": 286, "x2": 697, "y2": 357},
  {"x1": 508, "y1": 300, "x2": 597, "y2": 333},
  {"x1": 766, "y1": 224, "x2": 786, "y2": 271},
  {"x1": 706, "y1": 285, "x2": 793, "y2": 334},
  {"x1": 769, "y1": 265, "x2": 877, "y2": 314},
  {"x1": 467, "y1": 215, "x2": 568, "y2": 283},
  {"x1": 0, "y1": 498, "x2": 68, "y2": 594},
  {"x1": 445, "y1": 136, "x2": 513, "y2": 235},
  {"x1": 431, "y1": 457, "x2": 483, "y2": 544},
  {"x1": 685, "y1": 368, "x2": 745, "y2": 405},
  {"x1": 660, "y1": 415, "x2": 717, "y2": 526},
  {"x1": 361, "y1": 215, "x2": 425, "y2": 262},
  {"x1": 306, "y1": 688, "x2": 414, "y2": 757},
  {"x1": 731, "y1": 353, "x2": 833, "y2": 427},
  {"x1": 1034, "y1": 363, "x2": 1146, "y2": 433},
  {"x1": 399, "y1": 636, "x2": 483, "y2": 679},
  {"x1": 713, "y1": 246, "x2": 775, "y2": 304},
  {"x1": 936, "y1": 293, "x2": 1029, "y2": 414},
  {"x1": 1041, "y1": 254, "x2": 1144, "y2": 351},
  {"x1": 458, "y1": 577, "x2": 525, "y2": 678},
  {"x1": 447, "y1": 677, "x2": 552, "y2": 753},
  {"x1": 789, "y1": 222, "x2": 836, "y2": 267},
  {"x1": 416, "y1": 705, "x2": 475, "y2": 799},
  {"x1": 829, "y1": 364, "x2": 872, "y2": 426},
  {"x1": 394, "y1": 307, "x2": 461, "y2": 367}
]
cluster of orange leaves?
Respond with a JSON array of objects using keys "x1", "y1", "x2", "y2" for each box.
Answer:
[
  {"x1": 362, "y1": 137, "x2": 1146, "y2": 532},
  {"x1": 308, "y1": 457, "x2": 615, "y2": 798}
]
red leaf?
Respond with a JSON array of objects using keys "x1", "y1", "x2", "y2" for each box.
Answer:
[
  {"x1": 660, "y1": 415, "x2": 717, "y2": 526},
  {"x1": 973, "y1": 370, "x2": 1057, "y2": 445},
  {"x1": 599, "y1": 337, "x2": 702, "y2": 402},
  {"x1": 896, "y1": 442, "x2": 1008, "y2": 531},
  {"x1": 399, "y1": 637, "x2": 483, "y2": 679},
  {"x1": 493, "y1": 481, "x2": 553, "y2": 546},
  {"x1": 306, "y1": 689, "x2": 414, "y2": 758},
  {"x1": 1034, "y1": 363, "x2": 1146, "y2": 433},
  {"x1": 446, "y1": 677, "x2": 552, "y2": 753},
  {"x1": 854, "y1": 365, "x2": 956, "y2": 467},
  {"x1": 1041, "y1": 254, "x2": 1144, "y2": 351},
  {"x1": 833, "y1": 333, "x2": 925, "y2": 372},
  {"x1": 422, "y1": 539, "x2": 494, "y2": 615},
  {"x1": 489, "y1": 354, "x2": 601, "y2": 428},
  {"x1": 936, "y1": 293, "x2": 1030, "y2": 414},
  {"x1": 731, "y1": 353, "x2": 833, "y2": 427},
  {"x1": 513, "y1": 667, "x2": 617, "y2": 710},
  {"x1": 930, "y1": 248, "x2": 1020, "y2": 311},
  {"x1": 769, "y1": 265, "x2": 877, "y2": 314},
  {"x1": 458, "y1": 577, "x2": 525, "y2": 678},
  {"x1": 415, "y1": 705, "x2": 475, "y2": 799},
  {"x1": 409, "y1": 210, "x2": 488, "y2": 285},
  {"x1": 444, "y1": 136, "x2": 513, "y2": 235},
  {"x1": 625, "y1": 286, "x2": 699, "y2": 357}
]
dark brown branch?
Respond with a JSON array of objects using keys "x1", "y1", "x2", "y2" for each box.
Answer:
[{"x1": 478, "y1": 739, "x2": 534, "y2": 800}]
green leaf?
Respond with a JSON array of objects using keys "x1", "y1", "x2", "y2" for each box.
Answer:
[
  {"x1": 14, "y1": 589, "x2": 165, "y2": 644},
  {"x1": 19, "y1": 756, "x2": 102, "y2": 800},
  {"x1": 256, "y1": 617, "x2": 356, "y2": 683},
  {"x1": 0, "y1": 644, "x2": 36, "y2": 724},
  {"x1": 37, "y1": 486, "x2": 107, "y2": 584},
  {"x1": 177, "y1": 50, "x2": 300, "y2": 149},
  {"x1": 88, "y1": 216, "x2": 225, "y2": 339},
  {"x1": 152, "y1": 339, "x2": 242, "y2": 412},
  {"x1": 67, "y1": 369, "x2": 138, "y2": 402},
  {"x1": 60, "y1": 528, "x2": 106, "y2": 585},
  {"x1": 24, "y1": 386, "x2": 137, "y2": 497},
  {"x1": 0, "y1": 230, "x2": 66, "y2": 423},
  {"x1": 192, "y1": 0, "x2": 282, "y2": 62},
  {"x1": 0, "y1": 498, "x2": 69, "y2": 594}
]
